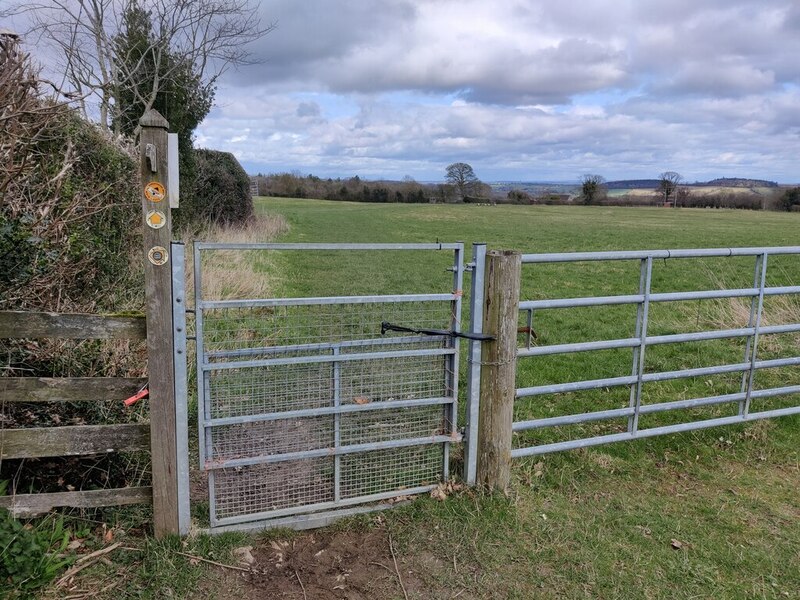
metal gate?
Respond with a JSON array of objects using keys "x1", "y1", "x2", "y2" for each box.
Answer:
[
  {"x1": 511, "y1": 247, "x2": 800, "y2": 458},
  {"x1": 192, "y1": 242, "x2": 465, "y2": 531}
]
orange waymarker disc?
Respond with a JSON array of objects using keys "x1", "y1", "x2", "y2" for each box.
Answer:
[
  {"x1": 146, "y1": 210, "x2": 166, "y2": 229},
  {"x1": 144, "y1": 181, "x2": 166, "y2": 202}
]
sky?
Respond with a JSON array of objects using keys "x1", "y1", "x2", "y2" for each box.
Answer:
[{"x1": 12, "y1": 0, "x2": 800, "y2": 183}]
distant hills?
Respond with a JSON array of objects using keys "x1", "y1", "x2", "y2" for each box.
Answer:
[
  {"x1": 605, "y1": 179, "x2": 661, "y2": 190},
  {"x1": 605, "y1": 177, "x2": 778, "y2": 190},
  {"x1": 488, "y1": 177, "x2": 784, "y2": 201},
  {"x1": 697, "y1": 177, "x2": 779, "y2": 188}
]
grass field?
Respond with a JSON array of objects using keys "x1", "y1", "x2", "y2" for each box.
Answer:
[
  {"x1": 256, "y1": 199, "x2": 800, "y2": 598},
  {"x1": 605, "y1": 186, "x2": 777, "y2": 198},
  {"x1": 34, "y1": 200, "x2": 800, "y2": 599},
  {"x1": 256, "y1": 198, "x2": 800, "y2": 447}
]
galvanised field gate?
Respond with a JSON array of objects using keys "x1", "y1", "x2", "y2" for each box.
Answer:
[
  {"x1": 192, "y1": 242, "x2": 466, "y2": 531},
  {"x1": 510, "y1": 247, "x2": 800, "y2": 458}
]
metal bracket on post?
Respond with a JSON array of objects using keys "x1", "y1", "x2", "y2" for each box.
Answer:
[
  {"x1": 464, "y1": 243, "x2": 487, "y2": 485},
  {"x1": 145, "y1": 143, "x2": 158, "y2": 172},
  {"x1": 171, "y1": 242, "x2": 190, "y2": 535}
]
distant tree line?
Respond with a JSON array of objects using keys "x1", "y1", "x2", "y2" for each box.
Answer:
[
  {"x1": 569, "y1": 170, "x2": 797, "y2": 211},
  {"x1": 254, "y1": 163, "x2": 493, "y2": 204},
  {"x1": 254, "y1": 166, "x2": 799, "y2": 212},
  {"x1": 575, "y1": 186, "x2": 798, "y2": 211}
]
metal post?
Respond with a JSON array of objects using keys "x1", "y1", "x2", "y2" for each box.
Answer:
[
  {"x1": 627, "y1": 259, "x2": 648, "y2": 432},
  {"x1": 193, "y1": 244, "x2": 206, "y2": 470},
  {"x1": 740, "y1": 254, "x2": 764, "y2": 415},
  {"x1": 464, "y1": 243, "x2": 486, "y2": 485},
  {"x1": 444, "y1": 243, "x2": 465, "y2": 481},
  {"x1": 333, "y1": 346, "x2": 341, "y2": 502},
  {"x1": 193, "y1": 243, "x2": 217, "y2": 526},
  {"x1": 743, "y1": 253, "x2": 768, "y2": 416},
  {"x1": 631, "y1": 257, "x2": 653, "y2": 432},
  {"x1": 171, "y1": 242, "x2": 190, "y2": 535}
]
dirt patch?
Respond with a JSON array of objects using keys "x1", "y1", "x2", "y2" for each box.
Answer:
[{"x1": 232, "y1": 526, "x2": 427, "y2": 600}]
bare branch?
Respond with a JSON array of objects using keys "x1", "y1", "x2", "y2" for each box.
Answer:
[{"x1": 7, "y1": 0, "x2": 272, "y2": 131}]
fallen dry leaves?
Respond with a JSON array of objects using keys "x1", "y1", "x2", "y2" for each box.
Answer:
[{"x1": 430, "y1": 481, "x2": 465, "y2": 501}]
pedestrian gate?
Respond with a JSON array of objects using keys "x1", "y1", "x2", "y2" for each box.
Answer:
[{"x1": 192, "y1": 243, "x2": 465, "y2": 531}]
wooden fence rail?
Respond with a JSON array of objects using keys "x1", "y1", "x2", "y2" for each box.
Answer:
[
  {"x1": 0, "y1": 311, "x2": 146, "y2": 339},
  {"x1": 0, "y1": 424, "x2": 150, "y2": 459},
  {"x1": 1, "y1": 109, "x2": 179, "y2": 533},
  {"x1": 2, "y1": 377, "x2": 147, "y2": 403},
  {"x1": 0, "y1": 487, "x2": 153, "y2": 518}
]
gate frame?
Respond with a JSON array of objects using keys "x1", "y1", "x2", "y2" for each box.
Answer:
[{"x1": 189, "y1": 241, "x2": 467, "y2": 532}]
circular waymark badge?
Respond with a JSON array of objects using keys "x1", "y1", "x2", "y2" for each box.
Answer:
[
  {"x1": 144, "y1": 181, "x2": 166, "y2": 202},
  {"x1": 146, "y1": 210, "x2": 166, "y2": 229},
  {"x1": 148, "y1": 246, "x2": 169, "y2": 266}
]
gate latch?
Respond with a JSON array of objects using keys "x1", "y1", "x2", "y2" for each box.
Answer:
[{"x1": 381, "y1": 321, "x2": 494, "y2": 341}]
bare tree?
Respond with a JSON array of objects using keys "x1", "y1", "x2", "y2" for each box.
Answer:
[
  {"x1": 6, "y1": 0, "x2": 272, "y2": 134},
  {"x1": 658, "y1": 171, "x2": 682, "y2": 205},
  {"x1": 579, "y1": 174, "x2": 606, "y2": 205},
  {"x1": 445, "y1": 162, "x2": 480, "y2": 201}
]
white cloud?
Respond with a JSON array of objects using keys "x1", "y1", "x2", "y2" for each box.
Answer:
[
  {"x1": 186, "y1": 0, "x2": 797, "y2": 181},
  {"x1": 198, "y1": 80, "x2": 800, "y2": 181},
  {"x1": 16, "y1": 0, "x2": 796, "y2": 181}
]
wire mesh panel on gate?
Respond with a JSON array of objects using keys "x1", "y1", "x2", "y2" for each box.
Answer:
[{"x1": 193, "y1": 243, "x2": 465, "y2": 529}]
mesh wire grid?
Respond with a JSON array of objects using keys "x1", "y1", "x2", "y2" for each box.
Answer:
[
  {"x1": 208, "y1": 404, "x2": 448, "y2": 462},
  {"x1": 206, "y1": 348, "x2": 452, "y2": 419},
  {"x1": 339, "y1": 445, "x2": 443, "y2": 500},
  {"x1": 201, "y1": 301, "x2": 455, "y2": 355},
  {"x1": 213, "y1": 457, "x2": 335, "y2": 519},
  {"x1": 211, "y1": 445, "x2": 444, "y2": 521},
  {"x1": 201, "y1": 298, "x2": 457, "y2": 523}
]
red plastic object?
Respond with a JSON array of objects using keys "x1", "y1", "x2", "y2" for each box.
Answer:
[{"x1": 124, "y1": 387, "x2": 149, "y2": 407}]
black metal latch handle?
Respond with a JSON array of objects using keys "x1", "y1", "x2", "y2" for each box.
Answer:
[{"x1": 381, "y1": 321, "x2": 494, "y2": 341}]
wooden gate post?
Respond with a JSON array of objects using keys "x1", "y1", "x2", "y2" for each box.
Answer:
[
  {"x1": 139, "y1": 109, "x2": 179, "y2": 537},
  {"x1": 477, "y1": 250, "x2": 521, "y2": 491}
]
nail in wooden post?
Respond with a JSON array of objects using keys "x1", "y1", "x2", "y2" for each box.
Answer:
[
  {"x1": 477, "y1": 250, "x2": 521, "y2": 491},
  {"x1": 139, "y1": 109, "x2": 179, "y2": 537}
]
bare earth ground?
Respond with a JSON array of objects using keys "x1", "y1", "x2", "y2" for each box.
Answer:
[{"x1": 202, "y1": 524, "x2": 435, "y2": 600}]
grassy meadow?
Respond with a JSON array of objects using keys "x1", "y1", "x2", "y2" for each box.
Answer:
[
  {"x1": 36, "y1": 199, "x2": 799, "y2": 600},
  {"x1": 247, "y1": 198, "x2": 800, "y2": 598},
  {"x1": 257, "y1": 198, "x2": 800, "y2": 447}
]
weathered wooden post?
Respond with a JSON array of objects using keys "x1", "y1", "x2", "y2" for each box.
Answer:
[
  {"x1": 139, "y1": 109, "x2": 179, "y2": 537},
  {"x1": 476, "y1": 250, "x2": 521, "y2": 490}
]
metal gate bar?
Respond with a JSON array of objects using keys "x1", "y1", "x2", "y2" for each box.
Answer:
[
  {"x1": 512, "y1": 246, "x2": 800, "y2": 458},
  {"x1": 193, "y1": 242, "x2": 465, "y2": 531}
]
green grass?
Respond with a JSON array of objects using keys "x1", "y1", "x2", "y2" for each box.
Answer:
[
  {"x1": 257, "y1": 198, "x2": 800, "y2": 446},
  {"x1": 36, "y1": 199, "x2": 799, "y2": 599},
  {"x1": 245, "y1": 198, "x2": 800, "y2": 598}
]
